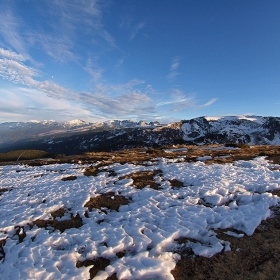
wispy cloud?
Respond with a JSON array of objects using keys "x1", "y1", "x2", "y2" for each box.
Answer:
[
  {"x1": 39, "y1": 0, "x2": 116, "y2": 57},
  {"x1": 81, "y1": 91, "x2": 154, "y2": 117},
  {"x1": 0, "y1": 7, "x2": 28, "y2": 56},
  {"x1": 200, "y1": 98, "x2": 218, "y2": 107},
  {"x1": 27, "y1": 33, "x2": 76, "y2": 63},
  {"x1": 0, "y1": 87, "x2": 94, "y2": 122},
  {"x1": 85, "y1": 59, "x2": 103, "y2": 83},
  {"x1": 0, "y1": 1, "x2": 115, "y2": 64},
  {"x1": 0, "y1": 57, "x2": 39, "y2": 84},
  {"x1": 0, "y1": 48, "x2": 27, "y2": 61},
  {"x1": 130, "y1": 21, "x2": 146, "y2": 40},
  {"x1": 0, "y1": 48, "x2": 156, "y2": 121},
  {"x1": 156, "y1": 90, "x2": 217, "y2": 112},
  {"x1": 80, "y1": 79, "x2": 154, "y2": 117},
  {"x1": 167, "y1": 57, "x2": 180, "y2": 81}
]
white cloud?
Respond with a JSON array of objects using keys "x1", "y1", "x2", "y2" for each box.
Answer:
[
  {"x1": 0, "y1": 58, "x2": 39, "y2": 84},
  {"x1": 0, "y1": 40, "x2": 217, "y2": 122},
  {"x1": 156, "y1": 91, "x2": 217, "y2": 113},
  {"x1": 0, "y1": 48, "x2": 27, "y2": 61},
  {"x1": 80, "y1": 80, "x2": 154, "y2": 117},
  {"x1": 130, "y1": 21, "x2": 146, "y2": 40},
  {"x1": 200, "y1": 98, "x2": 218, "y2": 107},
  {"x1": 85, "y1": 59, "x2": 103, "y2": 83},
  {"x1": 0, "y1": 87, "x2": 95, "y2": 122},
  {"x1": 167, "y1": 57, "x2": 181, "y2": 81},
  {"x1": 0, "y1": 48, "x2": 156, "y2": 121},
  {"x1": 27, "y1": 33, "x2": 76, "y2": 63},
  {"x1": 0, "y1": 8, "x2": 27, "y2": 55},
  {"x1": 0, "y1": 0, "x2": 115, "y2": 64},
  {"x1": 33, "y1": 0, "x2": 115, "y2": 61}
]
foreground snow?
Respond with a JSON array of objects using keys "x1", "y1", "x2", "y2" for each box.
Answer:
[{"x1": 0, "y1": 156, "x2": 280, "y2": 279}]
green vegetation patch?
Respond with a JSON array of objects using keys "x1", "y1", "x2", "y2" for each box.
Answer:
[{"x1": 0, "y1": 150, "x2": 51, "y2": 162}]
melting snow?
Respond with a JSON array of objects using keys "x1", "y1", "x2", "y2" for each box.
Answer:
[{"x1": 0, "y1": 157, "x2": 280, "y2": 279}]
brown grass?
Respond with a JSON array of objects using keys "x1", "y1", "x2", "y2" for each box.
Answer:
[
  {"x1": 0, "y1": 188, "x2": 9, "y2": 195},
  {"x1": 51, "y1": 207, "x2": 68, "y2": 218},
  {"x1": 121, "y1": 170, "x2": 162, "y2": 190},
  {"x1": 2, "y1": 145, "x2": 280, "y2": 168},
  {"x1": 0, "y1": 238, "x2": 6, "y2": 261},
  {"x1": 170, "y1": 179, "x2": 184, "y2": 188},
  {"x1": 34, "y1": 209, "x2": 83, "y2": 233},
  {"x1": 83, "y1": 165, "x2": 102, "y2": 176},
  {"x1": 14, "y1": 226, "x2": 26, "y2": 243},
  {"x1": 84, "y1": 192, "x2": 130, "y2": 212},
  {"x1": 61, "y1": 175, "x2": 77, "y2": 181}
]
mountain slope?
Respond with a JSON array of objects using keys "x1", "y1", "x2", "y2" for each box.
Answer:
[{"x1": 0, "y1": 116, "x2": 279, "y2": 155}]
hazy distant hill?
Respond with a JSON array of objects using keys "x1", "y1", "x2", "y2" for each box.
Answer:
[{"x1": 0, "y1": 116, "x2": 279, "y2": 155}]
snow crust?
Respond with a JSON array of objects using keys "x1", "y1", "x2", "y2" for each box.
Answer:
[{"x1": 0, "y1": 157, "x2": 280, "y2": 279}]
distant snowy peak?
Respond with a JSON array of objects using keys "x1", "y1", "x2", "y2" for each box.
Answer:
[
  {"x1": 64, "y1": 119, "x2": 89, "y2": 126},
  {"x1": 204, "y1": 115, "x2": 266, "y2": 124},
  {"x1": 181, "y1": 115, "x2": 280, "y2": 145}
]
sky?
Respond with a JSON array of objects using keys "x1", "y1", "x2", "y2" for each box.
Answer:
[{"x1": 0, "y1": 0, "x2": 280, "y2": 124}]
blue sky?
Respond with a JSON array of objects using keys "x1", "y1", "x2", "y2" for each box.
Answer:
[{"x1": 0, "y1": 0, "x2": 279, "y2": 123}]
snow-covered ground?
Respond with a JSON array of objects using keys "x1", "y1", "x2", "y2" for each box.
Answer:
[{"x1": 0, "y1": 156, "x2": 280, "y2": 279}]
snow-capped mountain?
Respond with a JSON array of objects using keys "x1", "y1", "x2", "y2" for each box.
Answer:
[
  {"x1": 0, "y1": 119, "x2": 161, "y2": 145},
  {"x1": 181, "y1": 115, "x2": 280, "y2": 145},
  {"x1": 0, "y1": 115, "x2": 279, "y2": 155}
]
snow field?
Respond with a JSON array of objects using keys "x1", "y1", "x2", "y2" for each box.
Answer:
[{"x1": 0, "y1": 156, "x2": 279, "y2": 279}]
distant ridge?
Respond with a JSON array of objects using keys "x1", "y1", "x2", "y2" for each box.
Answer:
[{"x1": 0, "y1": 115, "x2": 279, "y2": 155}]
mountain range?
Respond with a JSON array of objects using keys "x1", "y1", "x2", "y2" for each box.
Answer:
[{"x1": 0, "y1": 115, "x2": 279, "y2": 155}]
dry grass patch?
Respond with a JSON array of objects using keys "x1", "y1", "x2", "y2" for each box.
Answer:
[
  {"x1": 51, "y1": 207, "x2": 68, "y2": 218},
  {"x1": 14, "y1": 226, "x2": 26, "y2": 243},
  {"x1": 34, "y1": 214, "x2": 83, "y2": 233},
  {"x1": 0, "y1": 238, "x2": 6, "y2": 261},
  {"x1": 106, "y1": 273, "x2": 118, "y2": 280},
  {"x1": 83, "y1": 165, "x2": 102, "y2": 176},
  {"x1": 270, "y1": 189, "x2": 280, "y2": 197},
  {"x1": 170, "y1": 179, "x2": 184, "y2": 188},
  {"x1": 76, "y1": 257, "x2": 110, "y2": 279},
  {"x1": 84, "y1": 192, "x2": 129, "y2": 212},
  {"x1": 61, "y1": 175, "x2": 77, "y2": 181},
  {"x1": 0, "y1": 188, "x2": 9, "y2": 195},
  {"x1": 122, "y1": 170, "x2": 162, "y2": 190},
  {"x1": 33, "y1": 208, "x2": 83, "y2": 233},
  {"x1": 266, "y1": 154, "x2": 280, "y2": 165}
]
